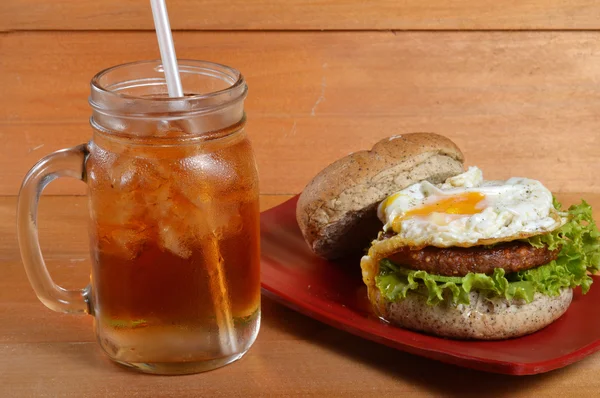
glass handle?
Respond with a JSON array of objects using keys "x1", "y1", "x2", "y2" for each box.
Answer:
[{"x1": 17, "y1": 144, "x2": 91, "y2": 314}]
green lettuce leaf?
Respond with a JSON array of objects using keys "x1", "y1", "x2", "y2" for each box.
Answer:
[
  {"x1": 521, "y1": 200, "x2": 600, "y2": 294},
  {"x1": 375, "y1": 200, "x2": 600, "y2": 306}
]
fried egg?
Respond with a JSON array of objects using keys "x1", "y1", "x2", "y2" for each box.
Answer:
[{"x1": 377, "y1": 167, "x2": 563, "y2": 248}]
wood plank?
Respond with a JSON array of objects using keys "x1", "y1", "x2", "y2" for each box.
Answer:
[
  {"x1": 2, "y1": 330, "x2": 600, "y2": 397},
  {"x1": 2, "y1": 31, "x2": 599, "y2": 195},
  {"x1": 4, "y1": 118, "x2": 599, "y2": 196},
  {"x1": 1, "y1": 0, "x2": 600, "y2": 31},
  {"x1": 2, "y1": 194, "x2": 600, "y2": 396},
  {"x1": 5, "y1": 31, "x2": 600, "y2": 122}
]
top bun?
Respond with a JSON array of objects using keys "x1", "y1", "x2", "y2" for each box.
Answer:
[{"x1": 296, "y1": 133, "x2": 465, "y2": 259}]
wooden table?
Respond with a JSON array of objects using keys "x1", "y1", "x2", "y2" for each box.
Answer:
[
  {"x1": 3, "y1": 0, "x2": 600, "y2": 395},
  {"x1": 2, "y1": 193, "x2": 600, "y2": 397}
]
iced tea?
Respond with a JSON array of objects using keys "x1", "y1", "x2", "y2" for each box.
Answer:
[
  {"x1": 87, "y1": 123, "x2": 260, "y2": 372},
  {"x1": 17, "y1": 60, "x2": 256, "y2": 374}
]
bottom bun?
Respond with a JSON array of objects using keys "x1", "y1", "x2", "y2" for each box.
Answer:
[{"x1": 371, "y1": 287, "x2": 573, "y2": 340}]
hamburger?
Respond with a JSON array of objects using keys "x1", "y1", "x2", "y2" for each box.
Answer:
[{"x1": 297, "y1": 133, "x2": 600, "y2": 339}]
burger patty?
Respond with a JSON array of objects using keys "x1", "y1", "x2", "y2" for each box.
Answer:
[{"x1": 386, "y1": 242, "x2": 560, "y2": 277}]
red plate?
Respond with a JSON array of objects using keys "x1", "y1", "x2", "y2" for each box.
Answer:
[{"x1": 260, "y1": 196, "x2": 600, "y2": 375}]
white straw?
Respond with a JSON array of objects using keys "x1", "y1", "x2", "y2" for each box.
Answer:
[
  {"x1": 149, "y1": 0, "x2": 238, "y2": 355},
  {"x1": 150, "y1": 0, "x2": 183, "y2": 97}
]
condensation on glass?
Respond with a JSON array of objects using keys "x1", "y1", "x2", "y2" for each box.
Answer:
[{"x1": 17, "y1": 60, "x2": 261, "y2": 374}]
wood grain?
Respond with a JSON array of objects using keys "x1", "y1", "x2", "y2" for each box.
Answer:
[
  {"x1": 2, "y1": 31, "x2": 599, "y2": 195},
  {"x1": 6, "y1": 31, "x2": 600, "y2": 122},
  {"x1": 5, "y1": 119, "x2": 599, "y2": 197},
  {"x1": 1, "y1": 0, "x2": 600, "y2": 31},
  {"x1": 2, "y1": 193, "x2": 600, "y2": 396},
  {"x1": 4, "y1": 0, "x2": 600, "y2": 393}
]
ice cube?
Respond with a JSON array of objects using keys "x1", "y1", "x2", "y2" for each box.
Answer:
[
  {"x1": 99, "y1": 227, "x2": 147, "y2": 260},
  {"x1": 158, "y1": 222, "x2": 192, "y2": 259}
]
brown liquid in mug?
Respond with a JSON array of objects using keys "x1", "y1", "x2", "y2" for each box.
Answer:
[{"x1": 86, "y1": 125, "x2": 260, "y2": 363}]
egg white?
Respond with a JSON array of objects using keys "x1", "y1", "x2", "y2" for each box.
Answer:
[{"x1": 377, "y1": 167, "x2": 563, "y2": 248}]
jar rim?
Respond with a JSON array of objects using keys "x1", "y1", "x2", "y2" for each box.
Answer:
[
  {"x1": 89, "y1": 59, "x2": 247, "y2": 117},
  {"x1": 91, "y1": 59, "x2": 245, "y2": 100}
]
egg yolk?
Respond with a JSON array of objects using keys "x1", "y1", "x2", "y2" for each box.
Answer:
[
  {"x1": 391, "y1": 191, "x2": 485, "y2": 232},
  {"x1": 382, "y1": 192, "x2": 402, "y2": 212}
]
